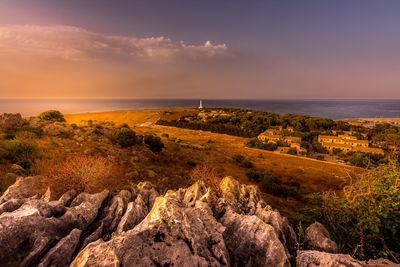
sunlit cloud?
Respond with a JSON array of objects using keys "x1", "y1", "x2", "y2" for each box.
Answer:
[{"x1": 0, "y1": 25, "x2": 228, "y2": 61}]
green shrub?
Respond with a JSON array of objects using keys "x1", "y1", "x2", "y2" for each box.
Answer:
[
  {"x1": 112, "y1": 126, "x2": 137, "y2": 147},
  {"x1": 245, "y1": 138, "x2": 267, "y2": 149},
  {"x1": 38, "y1": 110, "x2": 66, "y2": 122},
  {"x1": 2, "y1": 139, "x2": 39, "y2": 169},
  {"x1": 233, "y1": 154, "x2": 245, "y2": 163},
  {"x1": 321, "y1": 160, "x2": 400, "y2": 260},
  {"x1": 287, "y1": 148, "x2": 298, "y2": 155},
  {"x1": 232, "y1": 154, "x2": 254, "y2": 168},
  {"x1": 349, "y1": 152, "x2": 369, "y2": 167},
  {"x1": 144, "y1": 134, "x2": 164, "y2": 153},
  {"x1": 246, "y1": 169, "x2": 264, "y2": 182}
]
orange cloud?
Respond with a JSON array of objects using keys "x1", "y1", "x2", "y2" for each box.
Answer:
[{"x1": 0, "y1": 25, "x2": 228, "y2": 61}]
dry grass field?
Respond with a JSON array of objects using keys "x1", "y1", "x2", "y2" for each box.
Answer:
[{"x1": 65, "y1": 108, "x2": 361, "y2": 217}]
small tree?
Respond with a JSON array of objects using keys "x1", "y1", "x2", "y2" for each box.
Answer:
[
  {"x1": 144, "y1": 134, "x2": 164, "y2": 153},
  {"x1": 113, "y1": 124, "x2": 137, "y2": 147},
  {"x1": 39, "y1": 110, "x2": 66, "y2": 122}
]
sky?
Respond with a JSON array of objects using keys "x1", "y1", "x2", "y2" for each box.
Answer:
[{"x1": 1, "y1": 0, "x2": 400, "y2": 99}]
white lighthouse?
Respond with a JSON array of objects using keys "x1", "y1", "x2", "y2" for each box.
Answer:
[{"x1": 199, "y1": 99, "x2": 204, "y2": 109}]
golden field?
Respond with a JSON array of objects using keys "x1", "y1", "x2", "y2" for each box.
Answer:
[{"x1": 65, "y1": 108, "x2": 360, "y2": 216}]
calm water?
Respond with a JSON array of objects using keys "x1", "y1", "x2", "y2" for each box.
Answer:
[{"x1": 0, "y1": 99, "x2": 400, "y2": 119}]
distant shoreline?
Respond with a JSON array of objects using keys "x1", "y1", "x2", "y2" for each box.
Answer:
[{"x1": 2, "y1": 99, "x2": 400, "y2": 119}]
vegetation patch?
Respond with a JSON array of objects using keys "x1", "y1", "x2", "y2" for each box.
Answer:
[
  {"x1": 0, "y1": 139, "x2": 39, "y2": 170},
  {"x1": 42, "y1": 155, "x2": 127, "y2": 198},
  {"x1": 113, "y1": 124, "x2": 138, "y2": 147},
  {"x1": 39, "y1": 110, "x2": 66, "y2": 122},
  {"x1": 144, "y1": 134, "x2": 165, "y2": 153}
]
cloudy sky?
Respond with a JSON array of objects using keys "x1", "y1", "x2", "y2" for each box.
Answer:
[{"x1": 1, "y1": 0, "x2": 400, "y2": 99}]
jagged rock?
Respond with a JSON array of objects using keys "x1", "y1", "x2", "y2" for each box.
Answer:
[
  {"x1": 116, "y1": 187, "x2": 157, "y2": 233},
  {"x1": 71, "y1": 196, "x2": 230, "y2": 266},
  {"x1": 218, "y1": 176, "x2": 262, "y2": 214},
  {"x1": 366, "y1": 258, "x2": 400, "y2": 267},
  {"x1": 218, "y1": 177, "x2": 297, "y2": 263},
  {"x1": 220, "y1": 207, "x2": 291, "y2": 267},
  {"x1": 0, "y1": 190, "x2": 108, "y2": 266},
  {"x1": 0, "y1": 176, "x2": 43, "y2": 204},
  {"x1": 255, "y1": 203, "x2": 297, "y2": 261},
  {"x1": 166, "y1": 180, "x2": 213, "y2": 207},
  {"x1": 27, "y1": 116, "x2": 44, "y2": 128},
  {"x1": 10, "y1": 164, "x2": 25, "y2": 173},
  {"x1": 0, "y1": 195, "x2": 38, "y2": 215},
  {"x1": 0, "y1": 113, "x2": 25, "y2": 128},
  {"x1": 42, "y1": 122, "x2": 73, "y2": 137},
  {"x1": 81, "y1": 190, "x2": 131, "y2": 247},
  {"x1": 297, "y1": 250, "x2": 364, "y2": 267},
  {"x1": 304, "y1": 222, "x2": 339, "y2": 253},
  {"x1": 38, "y1": 228, "x2": 82, "y2": 267},
  {"x1": 2, "y1": 175, "x2": 394, "y2": 267}
]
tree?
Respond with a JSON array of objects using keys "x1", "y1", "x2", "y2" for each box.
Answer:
[{"x1": 144, "y1": 134, "x2": 164, "y2": 153}]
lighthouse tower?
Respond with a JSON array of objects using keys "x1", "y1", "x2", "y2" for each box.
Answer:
[{"x1": 199, "y1": 99, "x2": 204, "y2": 109}]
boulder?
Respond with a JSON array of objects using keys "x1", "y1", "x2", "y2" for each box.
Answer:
[
  {"x1": 304, "y1": 222, "x2": 339, "y2": 253},
  {"x1": 42, "y1": 122, "x2": 73, "y2": 137},
  {"x1": 0, "y1": 190, "x2": 108, "y2": 266},
  {"x1": 220, "y1": 207, "x2": 291, "y2": 267},
  {"x1": 0, "y1": 176, "x2": 43, "y2": 204},
  {"x1": 297, "y1": 250, "x2": 364, "y2": 267},
  {"x1": 71, "y1": 196, "x2": 230, "y2": 266},
  {"x1": 37, "y1": 228, "x2": 82, "y2": 267},
  {"x1": 0, "y1": 113, "x2": 25, "y2": 128}
]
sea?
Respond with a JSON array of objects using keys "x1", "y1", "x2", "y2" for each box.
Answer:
[{"x1": 0, "y1": 99, "x2": 400, "y2": 119}]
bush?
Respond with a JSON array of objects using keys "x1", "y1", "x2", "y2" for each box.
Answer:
[
  {"x1": 70, "y1": 123, "x2": 78, "y2": 129},
  {"x1": 246, "y1": 169, "x2": 300, "y2": 198},
  {"x1": 38, "y1": 110, "x2": 66, "y2": 122},
  {"x1": 349, "y1": 152, "x2": 369, "y2": 167},
  {"x1": 265, "y1": 142, "x2": 278, "y2": 151},
  {"x1": 233, "y1": 154, "x2": 245, "y2": 163},
  {"x1": 321, "y1": 160, "x2": 400, "y2": 260},
  {"x1": 287, "y1": 148, "x2": 298, "y2": 155},
  {"x1": 144, "y1": 134, "x2": 164, "y2": 153},
  {"x1": 246, "y1": 169, "x2": 264, "y2": 182},
  {"x1": 1, "y1": 139, "x2": 39, "y2": 169},
  {"x1": 113, "y1": 125, "x2": 137, "y2": 147},
  {"x1": 233, "y1": 154, "x2": 253, "y2": 168},
  {"x1": 245, "y1": 138, "x2": 267, "y2": 149},
  {"x1": 189, "y1": 164, "x2": 221, "y2": 188},
  {"x1": 42, "y1": 155, "x2": 126, "y2": 197}
]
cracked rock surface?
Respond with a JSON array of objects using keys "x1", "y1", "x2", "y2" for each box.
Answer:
[{"x1": 0, "y1": 176, "x2": 394, "y2": 266}]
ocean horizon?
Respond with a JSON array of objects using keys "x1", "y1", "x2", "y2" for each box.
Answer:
[{"x1": 1, "y1": 99, "x2": 400, "y2": 119}]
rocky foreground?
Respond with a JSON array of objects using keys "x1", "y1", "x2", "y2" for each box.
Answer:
[{"x1": 0, "y1": 176, "x2": 396, "y2": 267}]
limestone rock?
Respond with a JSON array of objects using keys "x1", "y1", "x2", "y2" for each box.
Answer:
[
  {"x1": 0, "y1": 176, "x2": 43, "y2": 204},
  {"x1": 42, "y1": 122, "x2": 73, "y2": 137},
  {"x1": 304, "y1": 222, "x2": 339, "y2": 253},
  {"x1": 220, "y1": 207, "x2": 291, "y2": 267},
  {"x1": 0, "y1": 113, "x2": 25, "y2": 128},
  {"x1": 0, "y1": 190, "x2": 108, "y2": 266},
  {"x1": 218, "y1": 176, "x2": 262, "y2": 214},
  {"x1": 38, "y1": 228, "x2": 82, "y2": 267},
  {"x1": 297, "y1": 250, "x2": 365, "y2": 267},
  {"x1": 72, "y1": 196, "x2": 230, "y2": 267}
]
